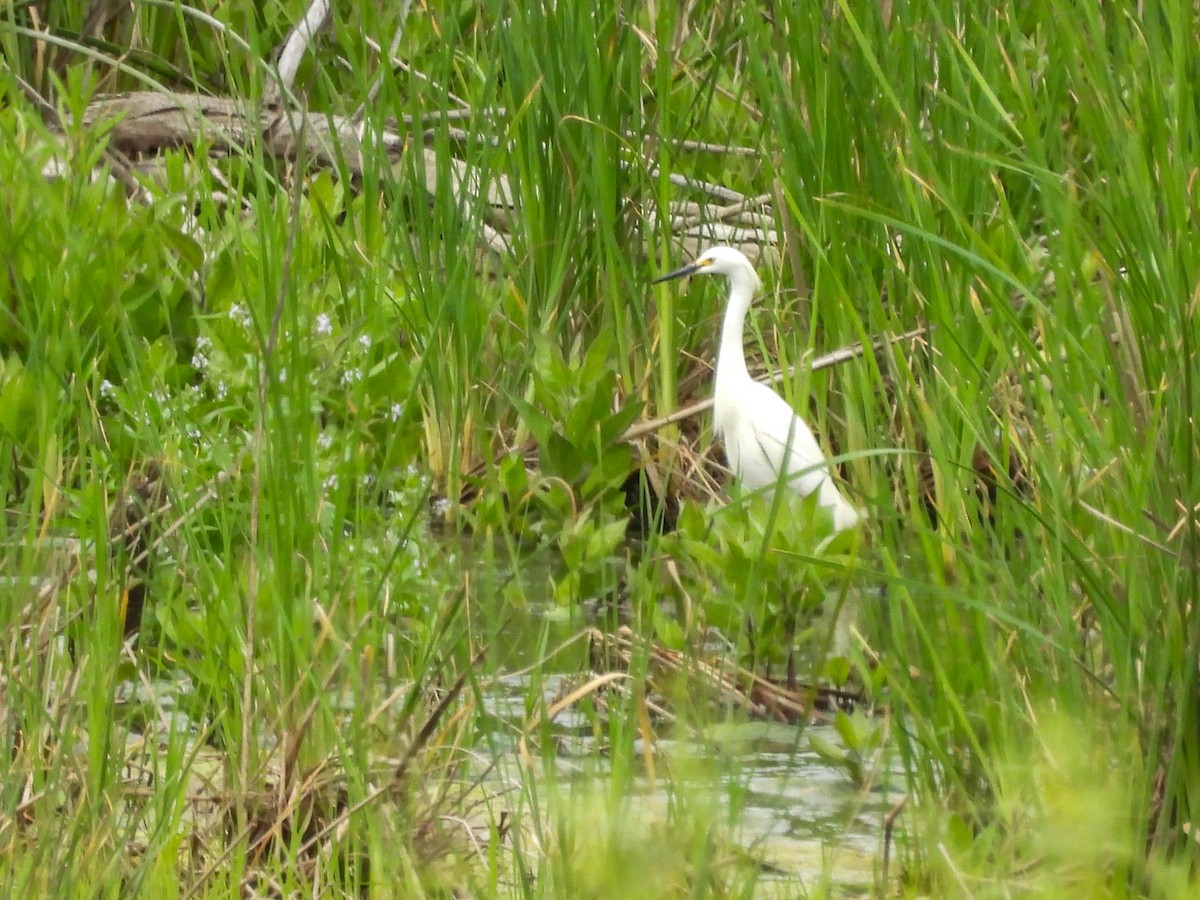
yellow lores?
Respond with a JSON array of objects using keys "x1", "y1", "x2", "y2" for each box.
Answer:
[{"x1": 654, "y1": 246, "x2": 860, "y2": 532}]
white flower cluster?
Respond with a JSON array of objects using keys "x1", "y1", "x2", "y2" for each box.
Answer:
[
  {"x1": 229, "y1": 303, "x2": 251, "y2": 329},
  {"x1": 191, "y1": 335, "x2": 213, "y2": 370}
]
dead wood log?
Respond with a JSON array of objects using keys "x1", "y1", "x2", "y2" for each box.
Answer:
[{"x1": 77, "y1": 91, "x2": 514, "y2": 253}]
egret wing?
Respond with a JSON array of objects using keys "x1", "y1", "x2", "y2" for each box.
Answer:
[
  {"x1": 740, "y1": 381, "x2": 832, "y2": 497},
  {"x1": 748, "y1": 383, "x2": 861, "y2": 529}
]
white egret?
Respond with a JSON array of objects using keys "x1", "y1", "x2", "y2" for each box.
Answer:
[{"x1": 654, "y1": 246, "x2": 860, "y2": 532}]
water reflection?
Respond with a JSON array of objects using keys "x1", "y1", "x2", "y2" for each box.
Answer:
[{"x1": 477, "y1": 629, "x2": 894, "y2": 894}]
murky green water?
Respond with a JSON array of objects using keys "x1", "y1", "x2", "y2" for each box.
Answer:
[
  {"x1": 13, "y1": 534, "x2": 896, "y2": 894},
  {"x1": 473, "y1": 593, "x2": 896, "y2": 896},
  {"x1": 479, "y1": 668, "x2": 890, "y2": 893}
]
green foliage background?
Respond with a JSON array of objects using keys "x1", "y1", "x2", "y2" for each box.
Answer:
[{"x1": 1, "y1": 0, "x2": 1198, "y2": 896}]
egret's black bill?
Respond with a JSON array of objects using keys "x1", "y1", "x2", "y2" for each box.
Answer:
[{"x1": 652, "y1": 262, "x2": 701, "y2": 284}]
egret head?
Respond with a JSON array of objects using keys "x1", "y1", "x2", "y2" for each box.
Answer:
[{"x1": 652, "y1": 245, "x2": 763, "y2": 294}]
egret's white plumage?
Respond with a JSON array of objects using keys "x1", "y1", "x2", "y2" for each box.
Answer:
[{"x1": 654, "y1": 246, "x2": 860, "y2": 532}]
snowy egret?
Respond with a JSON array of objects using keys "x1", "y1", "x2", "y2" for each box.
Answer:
[{"x1": 654, "y1": 246, "x2": 860, "y2": 532}]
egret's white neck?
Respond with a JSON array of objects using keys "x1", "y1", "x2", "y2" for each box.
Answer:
[{"x1": 715, "y1": 265, "x2": 759, "y2": 389}]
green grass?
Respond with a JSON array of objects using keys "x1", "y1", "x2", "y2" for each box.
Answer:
[{"x1": 2, "y1": 0, "x2": 1199, "y2": 896}]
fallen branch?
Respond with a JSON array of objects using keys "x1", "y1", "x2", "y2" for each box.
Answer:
[
  {"x1": 589, "y1": 626, "x2": 863, "y2": 725},
  {"x1": 273, "y1": 0, "x2": 331, "y2": 96},
  {"x1": 78, "y1": 90, "x2": 514, "y2": 253},
  {"x1": 619, "y1": 326, "x2": 929, "y2": 443}
]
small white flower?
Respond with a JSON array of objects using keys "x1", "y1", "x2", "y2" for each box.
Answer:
[
  {"x1": 340, "y1": 368, "x2": 362, "y2": 385},
  {"x1": 191, "y1": 350, "x2": 209, "y2": 370},
  {"x1": 216, "y1": 380, "x2": 228, "y2": 400},
  {"x1": 431, "y1": 497, "x2": 451, "y2": 516},
  {"x1": 100, "y1": 379, "x2": 116, "y2": 399},
  {"x1": 357, "y1": 334, "x2": 371, "y2": 350},
  {"x1": 361, "y1": 473, "x2": 376, "y2": 488},
  {"x1": 317, "y1": 431, "x2": 333, "y2": 450},
  {"x1": 278, "y1": 367, "x2": 288, "y2": 384},
  {"x1": 315, "y1": 313, "x2": 332, "y2": 336},
  {"x1": 389, "y1": 402, "x2": 404, "y2": 422},
  {"x1": 229, "y1": 303, "x2": 251, "y2": 328},
  {"x1": 323, "y1": 474, "x2": 338, "y2": 491}
]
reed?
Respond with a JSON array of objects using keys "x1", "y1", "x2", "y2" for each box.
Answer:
[{"x1": 1, "y1": 0, "x2": 1196, "y2": 894}]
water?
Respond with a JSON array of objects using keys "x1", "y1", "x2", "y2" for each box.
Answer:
[
  {"x1": 9, "y1": 532, "x2": 896, "y2": 894},
  {"x1": 473, "y1": 599, "x2": 896, "y2": 895}
]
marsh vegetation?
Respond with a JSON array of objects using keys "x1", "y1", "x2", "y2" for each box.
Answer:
[{"x1": 2, "y1": 1, "x2": 1198, "y2": 896}]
